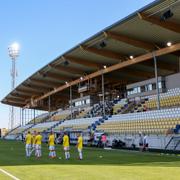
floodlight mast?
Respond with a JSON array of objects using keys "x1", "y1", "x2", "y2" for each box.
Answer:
[{"x1": 8, "y1": 43, "x2": 20, "y2": 129}]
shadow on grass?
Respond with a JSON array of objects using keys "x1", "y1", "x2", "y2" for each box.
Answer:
[{"x1": 0, "y1": 140, "x2": 180, "y2": 167}]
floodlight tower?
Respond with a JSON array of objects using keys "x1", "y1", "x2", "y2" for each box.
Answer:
[{"x1": 8, "y1": 42, "x2": 20, "y2": 129}]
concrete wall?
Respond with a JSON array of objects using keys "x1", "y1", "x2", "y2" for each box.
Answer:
[
  {"x1": 127, "y1": 77, "x2": 164, "y2": 99},
  {"x1": 107, "y1": 134, "x2": 180, "y2": 150},
  {"x1": 126, "y1": 72, "x2": 180, "y2": 99},
  {"x1": 165, "y1": 72, "x2": 180, "y2": 89},
  {"x1": 127, "y1": 77, "x2": 163, "y2": 89}
]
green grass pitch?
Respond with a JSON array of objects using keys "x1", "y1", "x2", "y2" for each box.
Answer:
[{"x1": 0, "y1": 140, "x2": 180, "y2": 180}]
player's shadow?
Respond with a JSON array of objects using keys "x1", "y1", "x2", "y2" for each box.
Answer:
[{"x1": 0, "y1": 140, "x2": 180, "y2": 167}]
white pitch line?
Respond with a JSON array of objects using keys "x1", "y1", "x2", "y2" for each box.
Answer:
[{"x1": 0, "y1": 168, "x2": 20, "y2": 180}]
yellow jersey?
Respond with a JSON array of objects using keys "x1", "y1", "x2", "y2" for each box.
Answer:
[
  {"x1": 63, "y1": 135, "x2": 69, "y2": 147},
  {"x1": 32, "y1": 135, "x2": 36, "y2": 145},
  {"x1": 49, "y1": 134, "x2": 55, "y2": 146},
  {"x1": 35, "y1": 134, "x2": 42, "y2": 145},
  {"x1": 77, "y1": 136, "x2": 83, "y2": 149},
  {"x1": 25, "y1": 134, "x2": 32, "y2": 145}
]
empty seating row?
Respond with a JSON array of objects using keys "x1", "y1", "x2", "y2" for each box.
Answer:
[
  {"x1": 54, "y1": 117, "x2": 101, "y2": 131},
  {"x1": 96, "y1": 108, "x2": 180, "y2": 134},
  {"x1": 9, "y1": 124, "x2": 33, "y2": 135},
  {"x1": 113, "y1": 98, "x2": 128, "y2": 114},
  {"x1": 51, "y1": 109, "x2": 70, "y2": 121},
  {"x1": 144, "y1": 88, "x2": 180, "y2": 109},
  {"x1": 29, "y1": 113, "x2": 50, "y2": 124},
  {"x1": 30, "y1": 121, "x2": 57, "y2": 132},
  {"x1": 76, "y1": 107, "x2": 92, "y2": 119}
]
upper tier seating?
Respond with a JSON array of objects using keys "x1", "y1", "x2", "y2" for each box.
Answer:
[
  {"x1": 51, "y1": 109, "x2": 70, "y2": 121},
  {"x1": 76, "y1": 107, "x2": 92, "y2": 119},
  {"x1": 54, "y1": 117, "x2": 101, "y2": 131},
  {"x1": 9, "y1": 124, "x2": 33, "y2": 135},
  {"x1": 87, "y1": 101, "x2": 114, "y2": 117},
  {"x1": 29, "y1": 113, "x2": 49, "y2": 124},
  {"x1": 96, "y1": 108, "x2": 180, "y2": 134},
  {"x1": 113, "y1": 98, "x2": 128, "y2": 114},
  {"x1": 144, "y1": 88, "x2": 180, "y2": 110},
  {"x1": 30, "y1": 121, "x2": 58, "y2": 132},
  {"x1": 130, "y1": 99, "x2": 147, "y2": 113}
]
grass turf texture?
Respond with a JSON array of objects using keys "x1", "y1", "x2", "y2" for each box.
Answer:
[{"x1": 0, "y1": 140, "x2": 180, "y2": 180}]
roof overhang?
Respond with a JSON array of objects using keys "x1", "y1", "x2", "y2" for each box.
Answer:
[{"x1": 1, "y1": 0, "x2": 180, "y2": 110}]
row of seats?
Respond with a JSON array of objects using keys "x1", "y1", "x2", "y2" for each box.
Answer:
[
  {"x1": 51, "y1": 107, "x2": 91, "y2": 121},
  {"x1": 144, "y1": 96, "x2": 180, "y2": 109},
  {"x1": 30, "y1": 121, "x2": 57, "y2": 132},
  {"x1": 9, "y1": 124, "x2": 33, "y2": 135},
  {"x1": 51, "y1": 109, "x2": 70, "y2": 121},
  {"x1": 96, "y1": 108, "x2": 180, "y2": 134},
  {"x1": 54, "y1": 117, "x2": 101, "y2": 131},
  {"x1": 113, "y1": 98, "x2": 128, "y2": 114},
  {"x1": 51, "y1": 114, "x2": 69, "y2": 121},
  {"x1": 144, "y1": 88, "x2": 180, "y2": 109},
  {"x1": 29, "y1": 113, "x2": 49, "y2": 124},
  {"x1": 146, "y1": 88, "x2": 180, "y2": 100},
  {"x1": 76, "y1": 107, "x2": 92, "y2": 119}
]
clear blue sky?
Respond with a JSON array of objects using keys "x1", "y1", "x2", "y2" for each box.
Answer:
[{"x1": 0, "y1": 0, "x2": 154, "y2": 128}]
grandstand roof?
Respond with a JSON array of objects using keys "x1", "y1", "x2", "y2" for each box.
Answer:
[{"x1": 1, "y1": 0, "x2": 180, "y2": 110}]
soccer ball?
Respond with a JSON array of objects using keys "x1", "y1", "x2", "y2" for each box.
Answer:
[
  {"x1": 58, "y1": 157, "x2": 62, "y2": 159},
  {"x1": 99, "y1": 156, "x2": 103, "y2": 158}
]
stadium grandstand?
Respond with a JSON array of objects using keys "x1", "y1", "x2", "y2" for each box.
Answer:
[{"x1": 2, "y1": 0, "x2": 180, "y2": 152}]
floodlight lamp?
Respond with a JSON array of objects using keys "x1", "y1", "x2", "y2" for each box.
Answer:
[
  {"x1": 130, "y1": 55, "x2": 134, "y2": 59},
  {"x1": 167, "y1": 42, "x2": 172, "y2": 47},
  {"x1": 8, "y1": 42, "x2": 20, "y2": 59}
]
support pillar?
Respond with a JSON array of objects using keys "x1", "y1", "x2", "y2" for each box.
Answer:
[
  {"x1": 48, "y1": 96, "x2": 51, "y2": 121},
  {"x1": 102, "y1": 73, "x2": 105, "y2": 116},
  {"x1": 33, "y1": 109, "x2": 36, "y2": 125},
  {"x1": 153, "y1": 52, "x2": 161, "y2": 110},
  {"x1": 70, "y1": 86, "x2": 73, "y2": 119}
]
